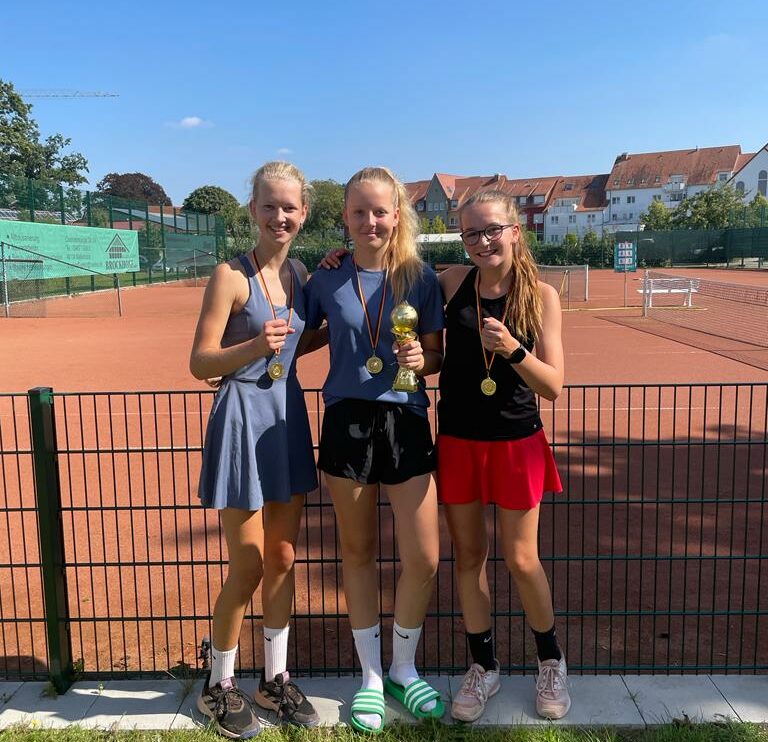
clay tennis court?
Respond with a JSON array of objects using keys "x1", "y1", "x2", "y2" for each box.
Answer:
[{"x1": 1, "y1": 267, "x2": 767, "y2": 679}]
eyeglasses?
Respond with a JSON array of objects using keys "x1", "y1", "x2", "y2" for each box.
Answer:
[{"x1": 459, "y1": 223, "x2": 516, "y2": 247}]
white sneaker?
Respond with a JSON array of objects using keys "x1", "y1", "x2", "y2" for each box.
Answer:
[
  {"x1": 535, "y1": 656, "x2": 571, "y2": 719},
  {"x1": 451, "y1": 661, "x2": 501, "y2": 722}
]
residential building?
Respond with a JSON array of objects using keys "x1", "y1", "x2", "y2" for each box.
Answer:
[
  {"x1": 603, "y1": 145, "x2": 742, "y2": 232},
  {"x1": 729, "y1": 142, "x2": 768, "y2": 200},
  {"x1": 543, "y1": 174, "x2": 609, "y2": 243}
]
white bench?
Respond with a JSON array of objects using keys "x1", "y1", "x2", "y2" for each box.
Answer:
[{"x1": 637, "y1": 278, "x2": 698, "y2": 308}]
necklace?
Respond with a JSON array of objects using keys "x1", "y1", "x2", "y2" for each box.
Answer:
[
  {"x1": 353, "y1": 258, "x2": 388, "y2": 374},
  {"x1": 253, "y1": 249, "x2": 293, "y2": 380},
  {"x1": 474, "y1": 271, "x2": 514, "y2": 396}
]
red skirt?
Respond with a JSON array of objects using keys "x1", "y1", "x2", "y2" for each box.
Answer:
[{"x1": 437, "y1": 429, "x2": 562, "y2": 511}]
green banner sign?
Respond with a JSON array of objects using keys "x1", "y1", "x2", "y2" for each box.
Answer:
[{"x1": 0, "y1": 221, "x2": 139, "y2": 278}]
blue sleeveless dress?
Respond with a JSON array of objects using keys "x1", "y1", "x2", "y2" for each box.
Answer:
[{"x1": 198, "y1": 254, "x2": 318, "y2": 510}]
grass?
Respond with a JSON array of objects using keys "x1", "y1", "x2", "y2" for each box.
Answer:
[{"x1": 1, "y1": 722, "x2": 767, "y2": 742}]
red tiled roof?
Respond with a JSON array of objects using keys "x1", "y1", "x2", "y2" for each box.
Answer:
[
  {"x1": 550, "y1": 174, "x2": 609, "y2": 211},
  {"x1": 734, "y1": 153, "x2": 755, "y2": 172},
  {"x1": 607, "y1": 145, "x2": 741, "y2": 190},
  {"x1": 405, "y1": 179, "x2": 430, "y2": 202}
]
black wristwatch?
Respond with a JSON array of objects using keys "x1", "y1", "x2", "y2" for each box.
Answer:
[{"x1": 508, "y1": 343, "x2": 526, "y2": 364}]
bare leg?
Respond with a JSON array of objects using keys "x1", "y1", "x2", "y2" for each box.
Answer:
[
  {"x1": 498, "y1": 505, "x2": 554, "y2": 632},
  {"x1": 261, "y1": 494, "x2": 305, "y2": 628},
  {"x1": 444, "y1": 501, "x2": 491, "y2": 633},
  {"x1": 212, "y1": 508, "x2": 265, "y2": 651},
  {"x1": 325, "y1": 474, "x2": 379, "y2": 629}
]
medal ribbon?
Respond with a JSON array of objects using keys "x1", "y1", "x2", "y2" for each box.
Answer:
[
  {"x1": 353, "y1": 257, "x2": 388, "y2": 360},
  {"x1": 474, "y1": 270, "x2": 513, "y2": 382},
  {"x1": 253, "y1": 250, "x2": 294, "y2": 357}
]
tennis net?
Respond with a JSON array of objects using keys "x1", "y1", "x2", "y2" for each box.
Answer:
[{"x1": 643, "y1": 270, "x2": 768, "y2": 348}]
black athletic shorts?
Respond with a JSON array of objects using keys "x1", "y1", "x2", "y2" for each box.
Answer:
[{"x1": 318, "y1": 398, "x2": 436, "y2": 485}]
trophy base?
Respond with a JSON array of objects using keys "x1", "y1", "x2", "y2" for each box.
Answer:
[{"x1": 392, "y1": 367, "x2": 419, "y2": 393}]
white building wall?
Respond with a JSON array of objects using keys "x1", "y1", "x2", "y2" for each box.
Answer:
[
  {"x1": 543, "y1": 204, "x2": 608, "y2": 242},
  {"x1": 731, "y1": 147, "x2": 768, "y2": 199}
]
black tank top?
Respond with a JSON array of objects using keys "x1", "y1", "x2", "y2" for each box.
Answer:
[{"x1": 438, "y1": 267, "x2": 542, "y2": 441}]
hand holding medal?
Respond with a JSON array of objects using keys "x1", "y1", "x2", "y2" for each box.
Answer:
[{"x1": 253, "y1": 251, "x2": 294, "y2": 380}]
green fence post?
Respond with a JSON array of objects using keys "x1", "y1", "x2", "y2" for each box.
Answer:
[
  {"x1": 28, "y1": 387, "x2": 74, "y2": 694},
  {"x1": 85, "y1": 190, "x2": 92, "y2": 227}
]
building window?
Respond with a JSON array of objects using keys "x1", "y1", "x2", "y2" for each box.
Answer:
[
  {"x1": 718, "y1": 172, "x2": 729, "y2": 182},
  {"x1": 568, "y1": 215, "x2": 576, "y2": 223},
  {"x1": 612, "y1": 214, "x2": 618, "y2": 221},
  {"x1": 613, "y1": 179, "x2": 620, "y2": 186},
  {"x1": 450, "y1": 199, "x2": 458, "y2": 208},
  {"x1": 534, "y1": 195, "x2": 545, "y2": 205},
  {"x1": 653, "y1": 194, "x2": 662, "y2": 201},
  {"x1": 627, "y1": 196, "x2": 635, "y2": 204},
  {"x1": 626, "y1": 178, "x2": 635, "y2": 185},
  {"x1": 564, "y1": 183, "x2": 573, "y2": 191},
  {"x1": 427, "y1": 203, "x2": 433, "y2": 212},
  {"x1": 640, "y1": 178, "x2": 647, "y2": 184},
  {"x1": 533, "y1": 214, "x2": 543, "y2": 224},
  {"x1": 612, "y1": 197, "x2": 620, "y2": 205},
  {"x1": 551, "y1": 216, "x2": 559, "y2": 224},
  {"x1": 736, "y1": 181, "x2": 745, "y2": 194},
  {"x1": 655, "y1": 176, "x2": 661, "y2": 183},
  {"x1": 628, "y1": 213, "x2": 633, "y2": 219},
  {"x1": 759, "y1": 170, "x2": 767, "y2": 197},
  {"x1": 587, "y1": 214, "x2": 595, "y2": 223},
  {"x1": 670, "y1": 192, "x2": 684, "y2": 202},
  {"x1": 448, "y1": 216, "x2": 457, "y2": 227},
  {"x1": 416, "y1": 202, "x2": 424, "y2": 211}
]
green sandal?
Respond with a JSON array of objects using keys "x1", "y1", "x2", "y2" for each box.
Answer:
[
  {"x1": 349, "y1": 688, "x2": 386, "y2": 734},
  {"x1": 384, "y1": 677, "x2": 445, "y2": 720}
]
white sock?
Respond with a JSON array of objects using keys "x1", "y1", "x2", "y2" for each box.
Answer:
[
  {"x1": 210, "y1": 644, "x2": 238, "y2": 687},
  {"x1": 389, "y1": 621, "x2": 436, "y2": 713},
  {"x1": 264, "y1": 625, "x2": 290, "y2": 680},
  {"x1": 352, "y1": 624, "x2": 383, "y2": 730}
]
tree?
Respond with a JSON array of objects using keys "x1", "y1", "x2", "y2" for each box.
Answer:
[
  {"x1": 639, "y1": 199, "x2": 671, "y2": 230},
  {"x1": 420, "y1": 217, "x2": 432, "y2": 234},
  {"x1": 432, "y1": 215, "x2": 447, "y2": 234},
  {"x1": 562, "y1": 232, "x2": 581, "y2": 264},
  {"x1": 0, "y1": 78, "x2": 88, "y2": 185},
  {"x1": 669, "y1": 184, "x2": 745, "y2": 230},
  {"x1": 182, "y1": 185, "x2": 239, "y2": 216},
  {"x1": 304, "y1": 179, "x2": 344, "y2": 236},
  {"x1": 96, "y1": 172, "x2": 172, "y2": 205},
  {"x1": 580, "y1": 230, "x2": 602, "y2": 267}
]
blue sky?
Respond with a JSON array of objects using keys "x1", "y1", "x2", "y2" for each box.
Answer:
[{"x1": 5, "y1": 0, "x2": 767, "y2": 205}]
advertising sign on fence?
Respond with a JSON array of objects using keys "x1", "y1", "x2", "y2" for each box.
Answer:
[{"x1": 0, "y1": 221, "x2": 140, "y2": 277}]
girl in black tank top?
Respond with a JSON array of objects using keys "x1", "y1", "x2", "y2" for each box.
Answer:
[{"x1": 437, "y1": 191, "x2": 571, "y2": 723}]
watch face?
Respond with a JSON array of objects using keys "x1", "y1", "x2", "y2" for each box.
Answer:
[{"x1": 510, "y1": 345, "x2": 526, "y2": 363}]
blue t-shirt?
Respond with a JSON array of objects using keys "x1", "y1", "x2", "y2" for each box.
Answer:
[{"x1": 305, "y1": 255, "x2": 445, "y2": 410}]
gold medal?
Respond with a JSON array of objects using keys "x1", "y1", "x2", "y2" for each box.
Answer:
[
  {"x1": 253, "y1": 250, "x2": 294, "y2": 381},
  {"x1": 480, "y1": 377, "x2": 497, "y2": 396},
  {"x1": 366, "y1": 355, "x2": 384, "y2": 374},
  {"x1": 354, "y1": 259, "x2": 388, "y2": 374},
  {"x1": 475, "y1": 271, "x2": 515, "y2": 397},
  {"x1": 268, "y1": 361, "x2": 284, "y2": 380}
]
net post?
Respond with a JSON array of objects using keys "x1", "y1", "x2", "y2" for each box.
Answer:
[
  {"x1": 566, "y1": 270, "x2": 571, "y2": 310},
  {"x1": 28, "y1": 386, "x2": 74, "y2": 694},
  {"x1": 584, "y1": 263, "x2": 589, "y2": 301},
  {"x1": 642, "y1": 269, "x2": 649, "y2": 317},
  {"x1": 114, "y1": 274, "x2": 123, "y2": 317},
  {"x1": 1, "y1": 242, "x2": 10, "y2": 317}
]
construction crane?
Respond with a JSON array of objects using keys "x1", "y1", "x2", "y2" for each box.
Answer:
[{"x1": 18, "y1": 90, "x2": 119, "y2": 98}]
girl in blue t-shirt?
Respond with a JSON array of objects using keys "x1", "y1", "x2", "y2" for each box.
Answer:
[{"x1": 304, "y1": 166, "x2": 445, "y2": 732}]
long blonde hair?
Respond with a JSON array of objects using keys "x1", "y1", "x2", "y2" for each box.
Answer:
[
  {"x1": 249, "y1": 161, "x2": 313, "y2": 214},
  {"x1": 460, "y1": 189, "x2": 543, "y2": 341},
  {"x1": 345, "y1": 166, "x2": 422, "y2": 303}
]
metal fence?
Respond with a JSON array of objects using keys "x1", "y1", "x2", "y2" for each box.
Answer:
[
  {"x1": 1, "y1": 384, "x2": 766, "y2": 691},
  {"x1": 0, "y1": 175, "x2": 226, "y2": 297}
]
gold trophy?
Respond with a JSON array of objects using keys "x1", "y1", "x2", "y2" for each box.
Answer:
[{"x1": 391, "y1": 301, "x2": 419, "y2": 393}]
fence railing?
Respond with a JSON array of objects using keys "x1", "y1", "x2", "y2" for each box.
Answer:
[{"x1": 1, "y1": 384, "x2": 766, "y2": 691}]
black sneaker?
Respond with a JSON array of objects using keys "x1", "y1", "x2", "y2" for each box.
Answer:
[
  {"x1": 197, "y1": 674, "x2": 262, "y2": 739},
  {"x1": 254, "y1": 668, "x2": 320, "y2": 727}
]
